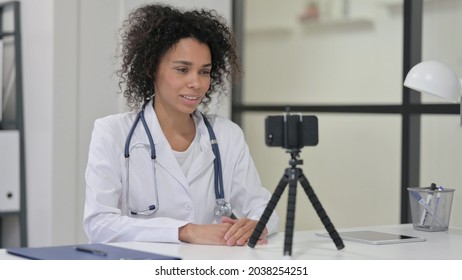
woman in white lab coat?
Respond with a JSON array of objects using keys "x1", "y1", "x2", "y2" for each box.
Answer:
[{"x1": 83, "y1": 4, "x2": 278, "y2": 246}]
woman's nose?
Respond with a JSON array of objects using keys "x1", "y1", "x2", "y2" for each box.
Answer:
[{"x1": 187, "y1": 73, "x2": 201, "y2": 89}]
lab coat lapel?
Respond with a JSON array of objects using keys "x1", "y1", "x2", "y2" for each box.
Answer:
[
  {"x1": 186, "y1": 112, "x2": 216, "y2": 183},
  {"x1": 141, "y1": 102, "x2": 189, "y2": 189}
]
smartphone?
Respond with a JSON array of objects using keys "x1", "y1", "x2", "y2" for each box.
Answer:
[{"x1": 265, "y1": 114, "x2": 318, "y2": 149}]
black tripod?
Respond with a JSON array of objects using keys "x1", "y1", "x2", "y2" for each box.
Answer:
[{"x1": 248, "y1": 149, "x2": 345, "y2": 256}]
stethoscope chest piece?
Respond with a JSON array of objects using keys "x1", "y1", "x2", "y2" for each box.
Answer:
[{"x1": 214, "y1": 198, "x2": 232, "y2": 218}]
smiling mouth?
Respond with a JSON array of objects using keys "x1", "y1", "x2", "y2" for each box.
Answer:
[{"x1": 181, "y1": 95, "x2": 200, "y2": 101}]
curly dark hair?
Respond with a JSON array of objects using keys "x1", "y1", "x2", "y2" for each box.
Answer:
[{"x1": 116, "y1": 4, "x2": 240, "y2": 111}]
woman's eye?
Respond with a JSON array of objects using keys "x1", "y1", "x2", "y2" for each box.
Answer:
[
  {"x1": 200, "y1": 69, "x2": 211, "y2": 75},
  {"x1": 177, "y1": 67, "x2": 188, "y2": 73}
]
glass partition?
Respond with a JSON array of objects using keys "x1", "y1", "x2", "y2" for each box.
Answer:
[
  {"x1": 420, "y1": 0, "x2": 462, "y2": 228},
  {"x1": 238, "y1": 0, "x2": 405, "y2": 230},
  {"x1": 421, "y1": 0, "x2": 462, "y2": 105},
  {"x1": 243, "y1": 0, "x2": 404, "y2": 105}
]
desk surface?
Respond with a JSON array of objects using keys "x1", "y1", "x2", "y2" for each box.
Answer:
[{"x1": 2, "y1": 224, "x2": 461, "y2": 260}]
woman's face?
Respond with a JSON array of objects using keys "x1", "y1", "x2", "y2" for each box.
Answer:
[{"x1": 153, "y1": 37, "x2": 212, "y2": 116}]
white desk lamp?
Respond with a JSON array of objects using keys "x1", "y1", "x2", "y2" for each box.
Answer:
[{"x1": 404, "y1": 60, "x2": 462, "y2": 125}]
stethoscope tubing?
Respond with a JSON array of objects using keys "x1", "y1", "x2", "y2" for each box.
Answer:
[
  {"x1": 125, "y1": 102, "x2": 156, "y2": 159},
  {"x1": 202, "y1": 116, "x2": 224, "y2": 200},
  {"x1": 123, "y1": 100, "x2": 229, "y2": 216}
]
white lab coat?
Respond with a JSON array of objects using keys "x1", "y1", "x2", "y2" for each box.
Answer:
[{"x1": 83, "y1": 101, "x2": 278, "y2": 243}]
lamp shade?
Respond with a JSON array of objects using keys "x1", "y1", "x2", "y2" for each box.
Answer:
[{"x1": 404, "y1": 61, "x2": 462, "y2": 103}]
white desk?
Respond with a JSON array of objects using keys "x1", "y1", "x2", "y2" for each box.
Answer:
[{"x1": 1, "y1": 224, "x2": 461, "y2": 259}]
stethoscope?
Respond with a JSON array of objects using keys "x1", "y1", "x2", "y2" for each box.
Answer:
[{"x1": 123, "y1": 101, "x2": 232, "y2": 219}]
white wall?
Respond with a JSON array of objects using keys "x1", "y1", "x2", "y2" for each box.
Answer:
[
  {"x1": 0, "y1": 0, "x2": 54, "y2": 247},
  {"x1": 0, "y1": 0, "x2": 113, "y2": 247}
]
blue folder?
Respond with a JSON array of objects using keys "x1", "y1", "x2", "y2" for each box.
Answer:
[{"x1": 7, "y1": 243, "x2": 181, "y2": 260}]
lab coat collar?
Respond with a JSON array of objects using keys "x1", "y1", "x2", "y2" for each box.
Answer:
[
  {"x1": 187, "y1": 111, "x2": 216, "y2": 183},
  {"x1": 140, "y1": 101, "x2": 216, "y2": 190}
]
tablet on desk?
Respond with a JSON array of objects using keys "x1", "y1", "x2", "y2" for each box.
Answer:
[{"x1": 316, "y1": 230, "x2": 425, "y2": 245}]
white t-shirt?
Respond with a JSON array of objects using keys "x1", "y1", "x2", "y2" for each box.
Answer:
[{"x1": 172, "y1": 129, "x2": 200, "y2": 178}]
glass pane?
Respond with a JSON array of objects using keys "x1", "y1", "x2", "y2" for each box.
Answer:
[
  {"x1": 1, "y1": 36, "x2": 17, "y2": 124},
  {"x1": 421, "y1": 0, "x2": 462, "y2": 104},
  {"x1": 1, "y1": 5, "x2": 17, "y2": 126},
  {"x1": 242, "y1": 112, "x2": 401, "y2": 231},
  {"x1": 420, "y1": 1, "x2": 462, "y2": 228},
  {"x1": 421, "y1": 115, "x2": 462, "y2": 227},
  {"x1": 242, "y1": 0, "x2": 403, "y2": 105}
]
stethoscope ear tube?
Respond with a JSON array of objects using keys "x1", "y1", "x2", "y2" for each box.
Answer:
[
  {"x1": 124, "y1": 100, "x2": 159, "y2": 215},
  {"x1": 124, "y1": 101, "x2": 154, "y2": 159},
  {"x1": 124, "y1": 115, "x2": 141, "y2": 158},
  {"x1": 125, "y1": 156, "x2": 159, "y2": 216},
  {"x1": 139, "y1": 108, "x2": 156, "y2": 159}
]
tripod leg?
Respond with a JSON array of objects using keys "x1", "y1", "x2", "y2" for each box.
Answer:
[
  {"x1": 298, "y1": 170, "x2": 345, "y2": 250},
  {"x1": 248, "y1": 170, "x2": 289, "y2": 248},
  {"x1": 283, "y1": 168, "x2": 298, "y2": 257}
]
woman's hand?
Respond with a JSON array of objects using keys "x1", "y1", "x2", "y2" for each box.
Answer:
[
  {"x1": 178, "y1": 217, "x2": 269, "y2": 246},
  {"x1": 221, "y1": 216, "x2": 269, "y2": 246},
  {"x1": 178, "y1": 223, "x2": 233, "y2": 245}
]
